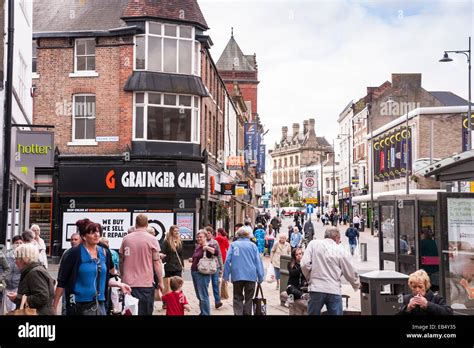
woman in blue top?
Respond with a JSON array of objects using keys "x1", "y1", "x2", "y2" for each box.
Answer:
[
  {"x1": 53, "y1": 219, "x2": 131, "y2": 315},
  {"x1": 254, "y1": 224, "x2": 266, "y2": 255}
]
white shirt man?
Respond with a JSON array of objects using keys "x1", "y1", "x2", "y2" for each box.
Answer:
[{"x1": 301, "y1": 226, "x2": 360, "y2": 315}]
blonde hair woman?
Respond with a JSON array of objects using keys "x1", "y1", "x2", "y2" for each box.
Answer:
[
  {"x1": 398, "y1": 269, "x2": 453, "y2": 315},
  {"x1": 161, "y1": 225, "x2": 184, "y2": 308},
  {"x1": 6, "y1": 244, "x2": 55, "y2": 315}
]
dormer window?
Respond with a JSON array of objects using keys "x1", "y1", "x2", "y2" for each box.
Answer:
[{"x1": 134, "y1": 22, "x2": 199, "y2": 75}]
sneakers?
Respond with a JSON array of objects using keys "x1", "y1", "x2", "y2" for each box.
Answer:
[{"x1": 215, "y1": 302, "x2": 223, "y2": 309}]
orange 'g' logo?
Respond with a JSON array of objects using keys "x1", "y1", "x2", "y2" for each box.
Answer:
[{"x1": 106, "y1": 170, "x2": 116, "y2": 190}]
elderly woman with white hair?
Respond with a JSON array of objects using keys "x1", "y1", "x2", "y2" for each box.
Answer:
[
  {"x1": 30, "y1": 224, "x2": 48, "y2": 269},
  {"x1": 6, "y1": 243, "x2": 55, "y2": 315},
  {"x1": 270, "y1": 232, "x2": 291, "y2": 290}
]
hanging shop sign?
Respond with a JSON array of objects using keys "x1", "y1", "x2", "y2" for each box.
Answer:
[
  {"x1": 226, "y1": 156, "x2": 245, "y2": 170},
  {"x1": 220, "y1": 183, "x2": 235, "y2": 195},
  {"x1": 15, "y1": 131, "x2": 54, "y2": 168}
]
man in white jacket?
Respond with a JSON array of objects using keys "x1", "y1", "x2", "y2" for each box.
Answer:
[{"x1": 301, "y1": 226, "x2": 360, "y2": 315}]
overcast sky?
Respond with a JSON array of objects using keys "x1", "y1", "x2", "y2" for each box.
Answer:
[{"x1": 199, "y1": 0, "x2": 473, "y2": 149}]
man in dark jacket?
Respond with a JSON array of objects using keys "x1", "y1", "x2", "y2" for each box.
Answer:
[
  {"x1": 303, "y1": 218, "x2": 315, "y2": 244},
  {"x1": 270, "y1": 216, "x2": 281, "y2": 234},
  {"x1": 345, "y1": 224, "x2": 359, "y2": 256}
]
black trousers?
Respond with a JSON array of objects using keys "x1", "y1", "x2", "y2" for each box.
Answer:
[
  {"x1": 232, "y1": 281, "x2": 256, "y2": 315},
  {"x1": 131, "y1": 287, "x2": 154, "y2": 315},
  {"x1": 287, "y1": 285, "x2": 304, "y2": 300}
]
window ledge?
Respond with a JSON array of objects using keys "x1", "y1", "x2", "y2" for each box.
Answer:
[
  {"x1": 67, "y1": 141, "x2": 98, "y2": 146},
  {"x1": 69, "y1": 71, "x2": 99, "y2": 78},
  {"x1": 32, "y1": 73, "x2": 40, "y2": 79}
]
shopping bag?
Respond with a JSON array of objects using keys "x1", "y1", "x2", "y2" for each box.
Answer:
[
  {"x1": 6, "y1": 295, "x2": 37, "y2": 316},
  {"x1": 265, "y1": 264, "x2": 276, "y2": 283},
  {"x1": 252, "y1": 283, "x2": 267, "y2": 316},
  {"x1": 220, "y1": 280, "x2": 229, "y2": 300},
  {"x1": 122, "y1": 294, "x2": 139, "y2": 315}
]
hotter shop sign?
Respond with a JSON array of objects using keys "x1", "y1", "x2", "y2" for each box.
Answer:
[
  {"x1": 59, "y1": 163, "x2": 205, "y2": 195},
  {"x1": 15, "y1": 131, "x2": 54, "y2": 168}
]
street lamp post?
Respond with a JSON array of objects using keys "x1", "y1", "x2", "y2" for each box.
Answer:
[
  {"x1": 332, "y1": 139, "x2": 336, "y2": 209},
  {"x1": 439, "y1": 36, "x2": 472, "y2": 151},
  {"x1": 368, "y1": 103, "x2": 375, "y2": 236},
  {"x1": 337, "y1": 132, "x2": 352, "y2": 221}
]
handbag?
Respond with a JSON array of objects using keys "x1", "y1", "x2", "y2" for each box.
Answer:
[
  {"x1": 253, "y1": 283, "x2": 267, "y2": 316},
  {"x1": 197, "y1": 250, "x2": 217, "y2": 275},
  {"x1": 220, "y1": 279, "x2": 229, "y2": 300},
  {"x1": 7, "y1": 295, "x2": 37, "y2": 316}
]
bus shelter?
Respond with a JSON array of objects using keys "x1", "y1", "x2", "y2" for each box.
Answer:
[
  {"x1": 423, "y1": 150, "x2": 474, "y2": 314},
  {"x1": 377, "y1": 191, "x2": 443, "y2": 292}
]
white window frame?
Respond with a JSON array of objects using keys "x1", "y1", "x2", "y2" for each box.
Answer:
[
  {"x1": 73, "y1": 38, "x2": 98, "y2": 75},
  {"x1": 70, "y1": 94, "x2": 97, "y2": 145},
  {"x1": 17, "y1": 53, "x2": 27, "y2": 109},
  {"x1": 133, "y1": 92, "x2": 200, "y2": 144},
  {"x1": 134, "y1": 22, "x2": 198, "y2": 75}
]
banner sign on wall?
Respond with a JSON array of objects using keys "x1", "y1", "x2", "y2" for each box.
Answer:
[
  {"x1": 244, "y1": 122, "x2": 258, "y2": 167},
  {"x1": 257, "y1": 144, "x2": 266, "y2": 174}
]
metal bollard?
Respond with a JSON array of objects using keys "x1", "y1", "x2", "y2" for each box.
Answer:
[{"x1": 360, "y1": 243, "x2": 367, "y2": 262}]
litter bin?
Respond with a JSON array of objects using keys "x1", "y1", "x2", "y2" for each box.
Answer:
[
  {"x1": 279, "y1": 255, "x2": 292, "y2": 291},
  {"x1": 360, "y1": 270, "x2": 409, "y2": 315}
]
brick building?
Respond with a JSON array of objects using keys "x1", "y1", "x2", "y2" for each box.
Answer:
[
  {"x1": 31, "y1": 0, "x2": 237, "y2": 257},
  {"x1": 269, "y1": 119, "x2": 331, "y2": 206},
  {"x1": 350, "y1": 74, "x2": 471, "y2": 224}
]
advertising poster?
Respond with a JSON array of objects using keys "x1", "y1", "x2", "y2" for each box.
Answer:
[
  {"x1": 133, "y1": 212, "x2": 174, "y2": 244},
  {"x1": 62, "y1": 210, "x2": 131, "y2": 249},
  {"x1": 446, "y1": 198, "x2": 474, "y2": 311},
  {"x1": 176, "y1": 213, "x2": 194, "y2": 241}
]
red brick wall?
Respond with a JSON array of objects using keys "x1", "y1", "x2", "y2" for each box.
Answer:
[{"x1": 33, "y1": 36, "x2": 134, "y2": 155}]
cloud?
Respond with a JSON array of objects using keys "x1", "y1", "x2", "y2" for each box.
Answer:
[{"x1": 199, "y1": 0, "x2": 473, "y2": 149}]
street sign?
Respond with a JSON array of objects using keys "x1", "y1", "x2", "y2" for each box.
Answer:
[
  {"x1": 302, "y1": 170, "x2": 318, "y2": 203},
  {"x1": 306, "y1": 204, "x2": 314, "y2": 214},
  {"x1": 304, "y1": 198, "x2": 318, "y2": 204},
  {"x1": 331, "y1": 191, "x2": 337, "y2": 195}
]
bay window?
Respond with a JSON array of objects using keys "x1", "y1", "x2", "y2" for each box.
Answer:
[
  {"x1": 134, "y1": 92, "x2": 200, "y2": 143},
  {"x1": 134, "y1": 22, "x2": 199, "y2": 75}
]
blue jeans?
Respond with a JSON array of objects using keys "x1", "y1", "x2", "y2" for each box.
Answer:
[
  {"x1": 211, "y1": 267, "x2": 221, "y2": 304},
  {"x1": 191, "y1": 271, "x2": 211, "y2": 315},
  {"x1": 308, "y1": 292, "x2": 343, "y2": 315},
  {"x1": 349, "y1": 243, "x2": 357, "y2": 255},
  {"x1": 266, "y1": 240, "x2": 274, "y2": 255}
]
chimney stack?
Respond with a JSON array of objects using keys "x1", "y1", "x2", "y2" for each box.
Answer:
[
  {"x1": 303, "y1": 120, "x2": 309, "y2": 134},
  {"x1": 292, "y1": 123, "x2": 300, "y2": 137},
  {"x1": 308, "y1": 118, "x2": 316, "y2": 133},
  {"x1": 282, "y1": 126, "x2": 288, "y2": 138}
]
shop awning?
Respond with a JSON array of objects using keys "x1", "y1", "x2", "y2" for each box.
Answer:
[{"x1": 352, "y1": 189, "x2": 445, "y2": 203}]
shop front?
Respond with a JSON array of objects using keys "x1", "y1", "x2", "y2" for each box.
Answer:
[{"x1": 55, "y1": 160, "x2": 204, "y2": 258}]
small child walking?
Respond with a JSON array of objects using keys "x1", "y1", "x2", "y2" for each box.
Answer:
[{"x1": 161, "y1": 276, "x2": 191, "y2": 316}]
